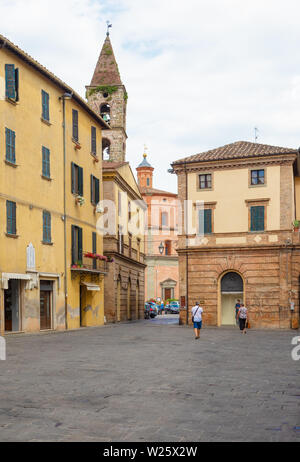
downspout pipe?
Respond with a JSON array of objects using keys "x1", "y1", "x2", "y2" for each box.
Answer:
[
  {"x1": 185, "y1": 162, "x2": 189, "y2": 326},
  {"x1": 60, "y1": 92, "x2": 72, "y2": 330}
]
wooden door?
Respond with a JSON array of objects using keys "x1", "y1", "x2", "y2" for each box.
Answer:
[
  {"x1": 165, "y1": 288, "x2": 172, "y2": 301},
  {"x1": 40, "y1": 291, "x2": 51, "y2": 330}
]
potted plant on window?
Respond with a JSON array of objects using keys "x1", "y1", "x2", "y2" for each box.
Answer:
[
  {"x1": 293, "y1": 220, "x2": 300, "y2": 232},
  {"x1": 75, "y1": 195, "x2": 85, "y2": 206}
]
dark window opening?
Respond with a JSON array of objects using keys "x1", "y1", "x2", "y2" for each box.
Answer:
[
  {"x1": 90, "y1": 175, "x2": 100, "y2": 205},
  {"x1": 100, "y1": 104, "x2": 111, "y2": 124},
  {"x1": 102, "y1": 138, "x2": 111, "y2": 160}
]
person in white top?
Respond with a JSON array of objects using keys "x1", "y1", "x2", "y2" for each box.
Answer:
[{"x1": 191, "y1": 302, "x2": 204, "y2": 340}]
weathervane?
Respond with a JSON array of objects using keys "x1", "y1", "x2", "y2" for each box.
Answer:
[
  {"x1": 106, "y1": 21, "x2": 112, "y2": 36},
  {"x1": 144, "y1": 144, "x2": 148, "y2": 157}
]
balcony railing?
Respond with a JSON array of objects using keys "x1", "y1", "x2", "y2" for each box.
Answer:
[{"x1": 71, "y1": 251, "x2": 108, "y2": 274}]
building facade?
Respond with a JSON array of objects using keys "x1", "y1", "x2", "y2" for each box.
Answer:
[
  {"x1": 172, "y1": 141, "x2": 300, "y2": 329},
  {"x1": 0, "y1": 34, "x2": 109, "y2": 335},
  {"x1": 86, "y1": 33, "x2": 146, "y2": 323},
  {"x1": 137, "y1": 153, "x2": 179, "y2": 303}
]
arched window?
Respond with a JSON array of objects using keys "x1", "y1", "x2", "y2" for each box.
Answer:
[
  {"x1": 102, "y1": 138, "x2": 111, "y2": 160},
  {"x1": 221, "y1": 272, "x2": 243, "y2": 293},
  {"x1": 100, "y1": 104, "x2": 111, "y2": 124}
]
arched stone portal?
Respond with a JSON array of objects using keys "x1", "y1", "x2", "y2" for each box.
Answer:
[{"x1": 220, "y1": 272, "x2": 244, "y2": 326}]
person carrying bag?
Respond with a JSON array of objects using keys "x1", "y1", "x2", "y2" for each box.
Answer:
[{"x1": 191, "y1": 302, "x2": 204, "y2": 340}]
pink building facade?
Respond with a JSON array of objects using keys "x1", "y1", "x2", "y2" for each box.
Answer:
[{"x1": 137, "y1": 154, "x2": 179, "y2": 302}]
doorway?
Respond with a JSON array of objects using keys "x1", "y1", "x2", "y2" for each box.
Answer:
[
  {"x1": 220, "y1": 272, "x2": 244, "y2": 326},
  {"x1": 40, "y1": 281, "x2": 53, "y2": 330},
  {"x1": 127, "y1": 280, "x2": 131, "y2": 321},
  {"x1": 117, "y1": 277, "x2": 121, "y2": 322},
  {"x1": 4, "y1": 280, "x2": 20, "y2": 332}
]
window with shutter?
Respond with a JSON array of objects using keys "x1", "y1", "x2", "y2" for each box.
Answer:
[
  {"x1": 43, "y1": 211, "x2": 51, "y2": 243},
  {"x1": 41, "y1": 90, "x2": 49, "y2": 121},
  {"x1": 6, "y1": 201, "x2": 16, "y2": 235},
  {"x1": 71, "y1": 163, "x2": 83, "y2": 196},
  {"x1": 5, "y1": 128, "x2": 16, "y2": 164},
  {"x1": 250, "y1": 206, "x2": 265, "y2": 231},
  {"x1": 91, "y1": 126, "x2": 97, "y2": 154},
  {"x1": 42, "y1": 147, "x2": 50, "y2": 178},
  {"x1": 5, "y1": 64, "x2": 16, "y2": 99},
  {"x1": 92, "y1": 232, "x2": 97, "y2": 269},
  {"x1": 198, "y1": 209, "x2": 212, "y2": 235},
  {"x1": 71, "y1": 225, "x2": 83, "y2": 264},
  {"x1": 72, "y1": 109, "x2": 79, "y2": 142}
]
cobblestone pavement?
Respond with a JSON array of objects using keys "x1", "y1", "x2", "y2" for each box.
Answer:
[{"x1": 0, "y1": 316, "x2": 299, "y2": 442}]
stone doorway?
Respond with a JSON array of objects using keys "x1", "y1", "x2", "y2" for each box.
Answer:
[
  {"x1": 220, "y1": 272, "x2": 244, "y2": 326},
  {"x1": 4, "y1": 280, "x2": 20, "y2": 332}
]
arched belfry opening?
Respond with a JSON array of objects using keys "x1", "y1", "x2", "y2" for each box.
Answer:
[
  {"x1": 220, "y1": 272, "x2": 244, "y2": 325},
  {"x1": 102, "y1": 138, "x2": 111, "y2": 160},
  {"x1": 100, "y1": 103, "x2": 111, "y2": 124}
]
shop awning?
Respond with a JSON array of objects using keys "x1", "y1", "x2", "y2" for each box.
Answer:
[{"x1": 81, "y1": 282, "x2": 101, "y2": 292}]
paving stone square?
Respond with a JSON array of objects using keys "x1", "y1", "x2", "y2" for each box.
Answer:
[{"x1": 0, "y1": 316, "x2": 299, "y2": 442}]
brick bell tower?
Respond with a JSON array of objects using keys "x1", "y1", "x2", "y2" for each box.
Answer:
[{"x1": 86, "y1": 31, "x2": 127, "y2": 162}]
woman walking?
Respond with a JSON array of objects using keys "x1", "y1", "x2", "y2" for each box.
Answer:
[{"x1": 237, "y1": 303, "x2": 248, "y2": 334}]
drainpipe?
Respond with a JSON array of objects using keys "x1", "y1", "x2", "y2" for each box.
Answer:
[
  {"x1": 185, "y1": 162, "x2": 189, "y2": 326},
  {"x1": 60, "y1": 92, "x2": 73, "y2": 330}
]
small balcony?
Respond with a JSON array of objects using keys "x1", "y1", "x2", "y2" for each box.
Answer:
[{"x1": 71, "y1": 251, "x2": 109, "y2": 275}]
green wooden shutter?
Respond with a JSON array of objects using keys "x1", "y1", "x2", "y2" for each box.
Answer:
[
  {"x1": 72, "y1": 110, "x2": 78, "y2": 141},
  {"x1": 15, "y1": 68, "x2": 19, "y2": 101},
  {"x1": 42, "y1": 90, "x2": 49, "y2": 121},
  {"x1": 71, "y1": 225, "x2": 76, "y2": 265},
  {"x1": 71, "y1": 162, "x2": 75, "y2": 193},
  {"x1": 43, "y1": 211, "x2": 51, "y2": 243},
  {"x1": 42, "y1": 147, "x2": 50, "y2": 178},
  {"x1": 6, "y1": 201, "x2": 16, "y2": 235},
  {"x1": 198, "y1": 209, "x2": 212, "y2": 234},
  {"x1": 92, "y1": 232, "x2": 97, "y2": 269},
  {"x1": 90, "y1": 175, "x2": 94, "y2": 204},
  {"x1": 78, "y1": 167, "x2": 83, "y2": 196},
  {"x1": 78, "y1": 227, "x2": 83, "y2": 263},
  {"x1": 95, "y1": 178, "x2": 100, "y2": 204},
  {"x1": 91, "y1": 126, "x2": 96, "y2": 154},
  {"x1": 204, "y1": 209, "x2": 212, "y2": 234},
  {"x1": 5, "y1": 64, "x2": 16, "y2": 99},
  {"x1": 5, "y1": 128, "x2": 15, "y2": 163},
  {"x1": 251, "y1": 206, "x2": 265, "y2": 231}
]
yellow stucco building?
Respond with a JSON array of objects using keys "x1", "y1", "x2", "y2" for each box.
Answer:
[{"x1": 0, "y1": 34, "x2": 109, "y2": 334}]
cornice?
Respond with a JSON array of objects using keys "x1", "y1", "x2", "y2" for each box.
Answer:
[{"x1": 173, "y1": 154, "x2": 296, "y2": 174}]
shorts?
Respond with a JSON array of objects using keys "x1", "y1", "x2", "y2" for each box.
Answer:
[
  {"x1": 239, "y1": 318, "x2": 246, "y2": 330},
  {"x1": 194, "y1": 321, "x2": 202, "y2": 329}
]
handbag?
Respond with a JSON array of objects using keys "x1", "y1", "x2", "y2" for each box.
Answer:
[{"x1": 192, "y1": 306, "x2": 199, "y2": 323}]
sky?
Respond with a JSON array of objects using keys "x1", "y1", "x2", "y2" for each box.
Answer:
[{"x1": 1, "y1": 0, "x2": 300, "y2": 192}]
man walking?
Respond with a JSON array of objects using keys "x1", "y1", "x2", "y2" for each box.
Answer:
[{"x1": 191, "y1": 302, "x2": 203, "y2": 340}]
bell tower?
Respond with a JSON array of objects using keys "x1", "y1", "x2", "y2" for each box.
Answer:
[{"x1": 86, "y1": 31, "x2": 127, "y2": 162}]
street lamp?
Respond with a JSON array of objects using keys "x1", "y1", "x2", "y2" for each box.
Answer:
[{"x1": 159, "y1": 242, "x2": 164, "y2": 255}]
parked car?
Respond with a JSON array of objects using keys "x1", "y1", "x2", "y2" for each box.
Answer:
[
  {"x1": 169, "y1": 302, "x2": 180, "y2": 314},
  {"x1": 164, "y1": 303, "x2": 171, "y2": 314}
]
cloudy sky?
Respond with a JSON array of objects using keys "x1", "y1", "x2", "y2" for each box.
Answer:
[{"x1": 1, "y1": 0, "x2": 300, "y2": 192}]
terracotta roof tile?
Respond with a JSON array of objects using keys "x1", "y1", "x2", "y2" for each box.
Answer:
[
  {"x1": 90, "y1": 36, "x2": 122, "y2": 86},
  {"x1": 139, "y1": 186, "x2": 177, "y2": 197},
  {"x1": 173, "y1": 141, "x2": 297, "y2": 165}
]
